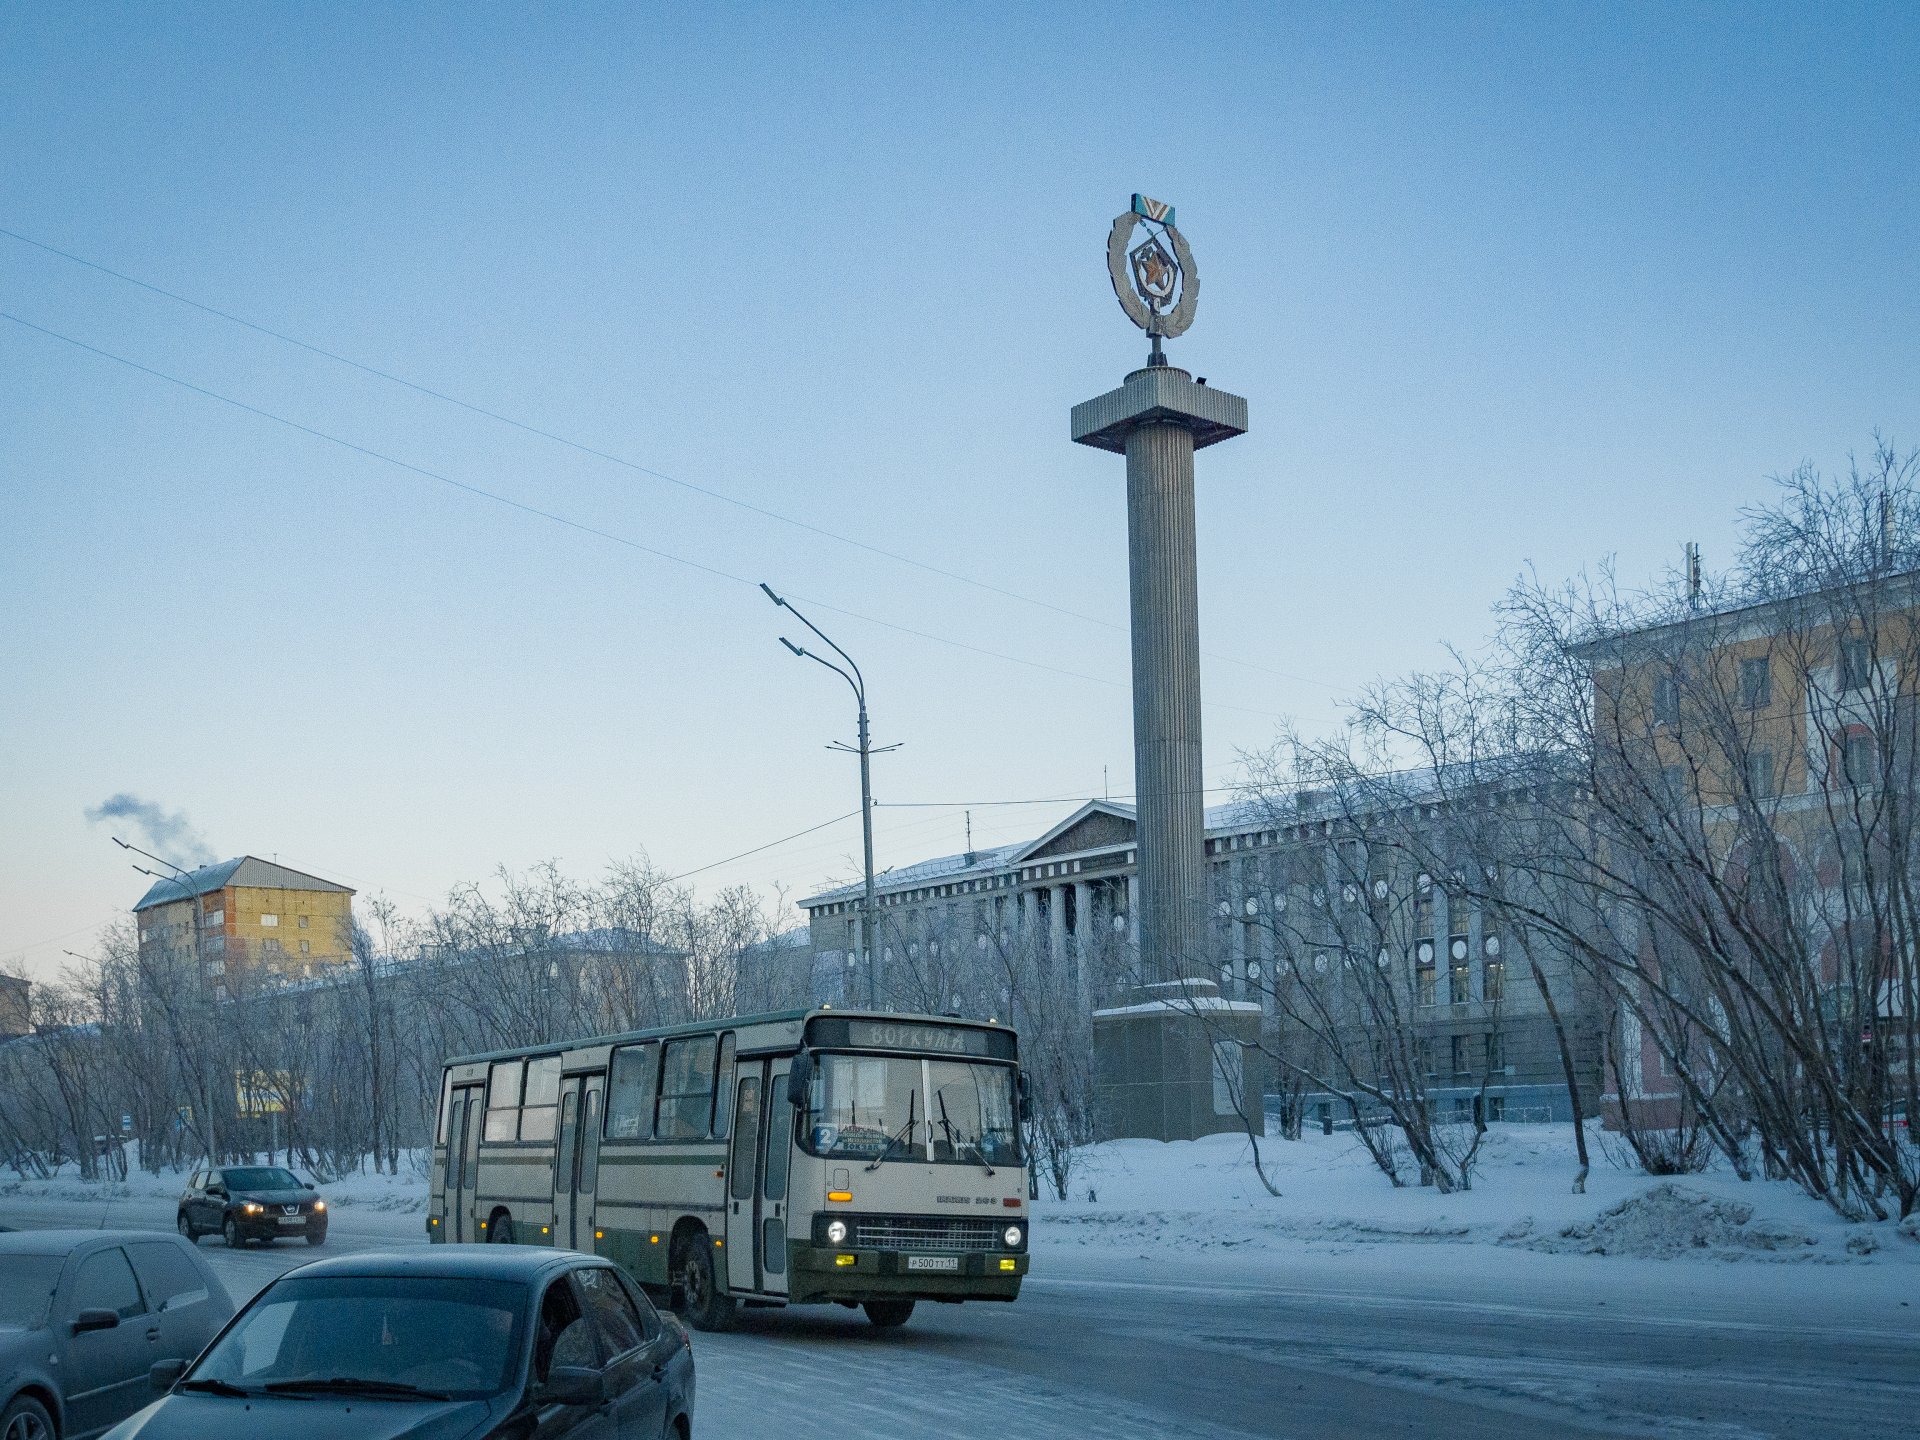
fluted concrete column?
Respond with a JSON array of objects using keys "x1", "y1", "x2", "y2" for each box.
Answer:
[
  {"x1": 1073, "y1": 880, "x2": 1095, "y2": 1013},
  {"x1": 1048, "y1": 885, "x2": 1067, "y2": 974},
  {"x1": 1126, "y1": 873, "x2": 1140, "y2": 947},
  {"x1": 1019, "y1": 887, "x2": 1038, "y2": 953}
]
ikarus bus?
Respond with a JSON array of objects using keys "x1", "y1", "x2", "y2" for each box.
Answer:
[{"x1": 428, "y1": 1008, "x2": 1030, "y2": 1330}]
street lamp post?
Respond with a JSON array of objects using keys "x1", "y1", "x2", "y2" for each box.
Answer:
[
  {"x1": 114, "y1": 836, "x2": 220, "y2": 1159},
  {"x1": 760, "y1": 583, "x2": 895, "y2": 1009}
]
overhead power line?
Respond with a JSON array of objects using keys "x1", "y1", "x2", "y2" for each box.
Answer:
[
  {"x1": 662, "y1": 809, "x2": 861, "y2": 883},
  {"x1": 1, "y1": 311, "x2": 1286, "y2": 720},
  {"x1": 0, "y1": 226, "x2": 1337, "y2": 694}
]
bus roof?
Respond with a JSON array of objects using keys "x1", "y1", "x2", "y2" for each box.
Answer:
[{"x1": 443, "y1": 1007, "x2": 1016, "y2": 1070}]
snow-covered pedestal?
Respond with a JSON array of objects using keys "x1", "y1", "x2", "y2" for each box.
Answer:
[{"x1": 1093, "y1": 979, "x2": 1264, "y2": 1141}]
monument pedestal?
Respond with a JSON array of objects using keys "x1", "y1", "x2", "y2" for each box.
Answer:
[{"x1": 1093, "y1": 979, "x2": 1265, "y2": 1141}]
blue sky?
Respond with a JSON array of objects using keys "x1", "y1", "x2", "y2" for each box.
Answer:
[{"x1": 5, "y1": 2, "x2": 1917, "y2": 980}]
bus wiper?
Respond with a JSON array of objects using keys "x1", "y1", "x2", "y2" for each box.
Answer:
[
  {"x1": 936, "y1": 1092, "x2": 994, "y2": 1175},
  {"x1": 265, "y1": 1377, "x2": 452, "y2": 1401},
  {"x1": 865, "y1": 1090, "x2": 918, "y2": 1171}
]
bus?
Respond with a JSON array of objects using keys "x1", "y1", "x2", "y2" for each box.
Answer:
[{"x1": 428, "y1": 1008, "x2": 1030, "y2": 1331}]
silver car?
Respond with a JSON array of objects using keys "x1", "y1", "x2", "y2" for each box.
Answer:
[{"x1": 0, "y1": 1230, "x2": 233, "y2": 1440}]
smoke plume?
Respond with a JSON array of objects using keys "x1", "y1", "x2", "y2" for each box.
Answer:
[{"x1": 84, "y1": 793, "x2": 217, "y2": 868}]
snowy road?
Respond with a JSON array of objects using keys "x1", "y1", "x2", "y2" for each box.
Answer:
[{"x1": 4, "y1": 1192, "x2": 1915, "y2": 1438}]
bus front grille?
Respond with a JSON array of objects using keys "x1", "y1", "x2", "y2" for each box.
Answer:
[{"x1": 853, "y1": 1215, "x2": 1003, "y2": 1252}]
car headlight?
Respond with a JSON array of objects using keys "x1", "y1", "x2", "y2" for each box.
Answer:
[
  {"x1": 243, "y1": 1202, "x2": 263, "y2": 1215},
  {"x1": 312, "y1": 1200, "x2": 326, "y2": 1213},
  {"x1": 825, "y1": 1219, "x2": 847, "y2": 1245},
  {"x1": 1003, "y1": 1224, "x2": 1024, "y2": 1249}
]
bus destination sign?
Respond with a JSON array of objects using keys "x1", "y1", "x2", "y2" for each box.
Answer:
[{"x1": 847, "y1": 1021, "x2": 993, "y2": 1056}]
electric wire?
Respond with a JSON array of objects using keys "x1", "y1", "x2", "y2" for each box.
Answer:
[
  {"x1": 0, "y1": 226, "x2": 1337, "y2": 693},
  {"x1": 3, "y1": 309, "x2": 1286, "y2": 717}
]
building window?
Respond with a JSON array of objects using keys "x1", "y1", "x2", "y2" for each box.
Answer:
[
  {"x1": 1747, "y1": 748, "x2": 1776, "y2": 800},
  {"x1": 259, "y1": 914, "x2": 279, "y2": 927},
  {"x1": 1450, "y1": 1035, "x2": 1469, "y2": 1074},
  {"x1": 1652, "y1": 674, "x2": 1680, "y2": 727},
  {"x1": 298, "y1": 939, "x2": 310, "y2": 954},
  {"x1": 1739, "y1": 657, "x2": 1772, "y2": 709},
  {"x1": 1415, "y1": 960, "x2": 1437, "y2": 1007},
  {"x1": 262, "y1": 937, "x2": 282, "y2": 953},
  {"x1": 1841, "y1": 729, "x2": 1878, "y2": 789},
  {"x1": 1450, "y1": 959, "x2": 1471, "y2": 1007},
  {"x1": 1484, "y1": 955, "x2": 1505, "y2": 1003},
  {"x1": 297, "y1": 914, "x2": 309, "y2": 929},
  {"x1": 1488, "y1": 1096, "x2": 1507, "y2": 1123},
  {"x1": 1839, "y1": 636, "x2": 1874, "y2": 692},
  {"x1": 1486, "y1": 1031, "x2": 1505, "y2": 1071}
]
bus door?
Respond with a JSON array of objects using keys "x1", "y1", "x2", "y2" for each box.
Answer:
[
  {"x1": 553, "y1": 1073, "x2": 605, "y2": 1252},
  {"x1": 447, "y1": 1084, "x2": 483, "y2": 1242},
  {"x1": 723, "y1": 1058, "x2": 793, "y2": 1296}
]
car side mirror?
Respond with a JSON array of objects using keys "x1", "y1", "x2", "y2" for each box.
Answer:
[
  {"x1": 785, "y1": 1053, "x2": 813, "y2": 1110},
  {"x1": 207, "y1": 1185, "x2": 226, "y2": 1198},
  {"x1": 72, "y1": 1308, "x2": 121, "y2": 1335},
  {"x1": 150, "y1": 1358, "x2": 188, "y2": 1392},
  {"x1": 538, "y1": 1366, "x2": 608, "y2": 1407}
]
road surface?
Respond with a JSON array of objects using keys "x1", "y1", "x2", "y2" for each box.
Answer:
[{"x1": 3, "y1": 1190, "x2": 1914, "y2": 1438}]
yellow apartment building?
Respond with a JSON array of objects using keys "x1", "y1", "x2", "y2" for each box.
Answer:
[{"x1": 134, "y1": 856, "x2": 356, "y2": 985}]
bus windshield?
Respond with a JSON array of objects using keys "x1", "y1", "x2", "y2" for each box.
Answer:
[{"x1": 803, "y1": 1053, "x2": 1021, "y2": 1167}]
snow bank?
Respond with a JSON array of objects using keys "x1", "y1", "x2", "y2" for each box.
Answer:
[
  {"x1": 1031, "y1": 1124, "x2": 1920, "y2": 1267},
  {"x1": 0, "y1": 1145, "x2": 428, "y2": 1214}
]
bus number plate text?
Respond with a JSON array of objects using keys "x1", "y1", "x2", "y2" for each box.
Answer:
[{"x1": 906, "y1": 1255, "x2": 960, "y2": 1272}]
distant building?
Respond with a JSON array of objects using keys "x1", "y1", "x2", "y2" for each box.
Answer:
[
  {"x1": 134, "y1": 856, "x2": 355, "y2": 986},
  {"x1": 800, "y1": 798, "x2": 1599, "y2": 1124},
  {"x1": 0, "y1": 973, "x2": 29, "y2": 1037}
]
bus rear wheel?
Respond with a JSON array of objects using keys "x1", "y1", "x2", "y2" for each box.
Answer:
[
  {"x1": 675, "y1": 1234, "x2": 736, "y2": 1333},
  {"x1": 863, "y1": 1300, "x2": 914, "y2": 1328}
]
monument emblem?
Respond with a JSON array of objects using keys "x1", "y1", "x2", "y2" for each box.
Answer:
[{"x1": 1107, "y1": 193, "x2": 1199, "y2": 357}]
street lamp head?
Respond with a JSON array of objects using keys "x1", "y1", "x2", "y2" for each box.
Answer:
[
  {"x1": 779, "y1": 637, "x2": 805, "y2": 658},
  {"x1": 759, "y1": 582, "x2": 787, "y2": 608}
]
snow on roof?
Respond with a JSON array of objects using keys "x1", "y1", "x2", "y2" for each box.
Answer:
[{"x1": 133, "y1": 856, "x2": 355, "y2": 912}]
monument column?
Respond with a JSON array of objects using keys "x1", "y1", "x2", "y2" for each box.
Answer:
[{"x1": 1073, "y1": 195, "x2": 1259, "y2": 1141}]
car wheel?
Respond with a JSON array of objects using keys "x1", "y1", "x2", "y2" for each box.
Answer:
[
  {"x1": 863, "y1": 1300, "x2": 914, "y2": 1328},
  {"x1": 306, "y1": 1228, "x2": 326, "y2": 1246},
  {"x1": 676, "y1": 1234, "x2": 736, "y2": 1332},
  {"x1": 224, "y1": 1216, "x2": 246, "y2": 1248},
  {"x1": 1, "y1": 1392, "x2": 55, "y2": 1440},
  {"x1": 177, "y1": 1211, "x2": 196, "y2": 1241}
]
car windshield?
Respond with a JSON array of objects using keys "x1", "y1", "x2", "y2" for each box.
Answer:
[
  {"x1": 189, "y1": 1276, "x2": 525, "y2": 1399},
  {"x1": 0, "y1": 1256, "x2": 63, "y2": 1330},
  {"x1": 803, "y1": 1053, "x2": 1022, "y2": 1166},
  {"x1": 222, "y1": 1167, "x2": 303, "y2": 1190}
]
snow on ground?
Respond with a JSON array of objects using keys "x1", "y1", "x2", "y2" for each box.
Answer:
[
  {"x1": 1031, "y1": 1123, "x2": 1920, "y2": 1266},
  {"x1": 0, "y1": 1145, "x2": 428, "y2": 1214}
]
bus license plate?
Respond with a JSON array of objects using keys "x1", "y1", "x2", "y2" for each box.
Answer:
[{"x1": 906, "y1": 1255, "x2": 959, "y2": 1272}]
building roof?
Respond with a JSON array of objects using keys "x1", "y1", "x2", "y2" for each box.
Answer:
[{"x1": 133, "y1": 856, "x2": 355, "y2": 913}]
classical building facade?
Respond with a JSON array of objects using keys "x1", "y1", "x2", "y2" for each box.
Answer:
[
  {"x1": 800, "y1": 797, "x2": 1597, "y2": 1124},
  {"x1": 134, "y1": 856, "x2": 355, "y2": 986}
]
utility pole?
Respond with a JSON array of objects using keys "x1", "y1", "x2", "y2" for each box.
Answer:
[{"x1": 761, "y1": 583, "x2": 898, "y2": 1009}]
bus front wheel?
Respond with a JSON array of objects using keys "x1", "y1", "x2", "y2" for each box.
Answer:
[
  {"x1": 863, "y1": 1300, "x2": 914, "y2": 1328},
  {"x1": 675, "y1": 1234, "x2": 736, "y2": 1333}
]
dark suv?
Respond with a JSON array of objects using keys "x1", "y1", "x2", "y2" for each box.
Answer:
[{"x1": 178, "y1": 1165, "x2": 328, "y2": 1248}]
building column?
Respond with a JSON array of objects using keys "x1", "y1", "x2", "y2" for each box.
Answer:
[
  {"x1": 1019, "y1": 887, "x2": 1038, "y2": 954},
  {"x1": 1073, "y1": 880, "x2": 1096, "y2": 1013},
  {"x1": 1126, "y1": 873, "x2": 1140, "y2": 948},
  {"x1": 1048, "y1": 884, "x2": 1068, "y2": 976}
]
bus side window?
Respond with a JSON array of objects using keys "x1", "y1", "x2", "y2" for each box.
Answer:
[
  {"x1": 484, "y1": 1060, "x2": 523, "y2": 1142},
  {"x1": 711, "y1": 1033, "x2": 737, "y2": 1140},
  {"x1": 606, "y1": 1043, "x2": 659, "y2": 1141},
  {"x1": 521, "y1": 1056, "x2": 561, "y2": 1142},
  {"x1": 658, "y1": 1036, "x2": 718, "y2": 1140}
]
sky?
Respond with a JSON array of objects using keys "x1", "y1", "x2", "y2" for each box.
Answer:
[{"x1": 5, "y1": 2, "x2": 1918, "y2": 983}]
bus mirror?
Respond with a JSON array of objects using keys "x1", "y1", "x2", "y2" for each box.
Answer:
[
  {"x1": 785, "y1": 1055, "x2": 813, "y2": 1109},
  {"x1": 1016, "y1": 1072, "x2": 1033, "y2": 1123}
]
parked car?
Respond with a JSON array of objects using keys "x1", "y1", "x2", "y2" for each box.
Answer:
[
  {"x1": 0, "y1": 1229, "x2": 234, "y2": 1440},
  {"x1": 106, "y1": 1247, "x2": 694, "y2": 1440},
  {"x1": 175, "y1": 1165, "x2": 327, "y2": 1248}
]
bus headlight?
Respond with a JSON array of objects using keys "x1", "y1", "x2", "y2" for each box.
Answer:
[
  {"x1": 1003, "y1": 1224, "x2": 1024, "y2": 1249},
  {"x1": 826, "y1": 1219, "x2": 848, "y2": 1245}
]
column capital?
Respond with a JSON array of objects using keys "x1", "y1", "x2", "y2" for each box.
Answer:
[{"x1": 1071, "y1": 366, "x2": 1248, "y2": 454}]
